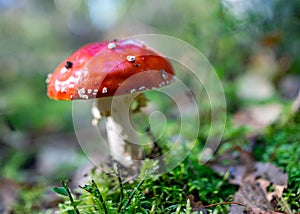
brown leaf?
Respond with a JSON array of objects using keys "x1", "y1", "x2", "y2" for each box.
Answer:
[
  {"x1": 207, "y1": 148, "x2": 289, "y2": 213},
  {"x1": 206, "y1": 146, "x2": 257, "y2": 184},
  {"x1": 247, "y1": 162, "x2": 287, "y2": 185},
  {"x1": 236, "y1": 163, "x2": 288, "y2": 213},
  {"x1": 230, "y1": 179, "x2": 285, "y2": 214},
  {"x1": 207, "y1": 148, "x2": 287, "y2": 187}
]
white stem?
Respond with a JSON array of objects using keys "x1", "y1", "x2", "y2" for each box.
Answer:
[{"x1": 95, "y1": 94, "x2": 141, "y2": 166}]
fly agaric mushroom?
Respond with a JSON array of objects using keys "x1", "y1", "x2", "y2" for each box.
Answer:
[{"x1": 46, "y1": 38, "x2": 175, "y2": 166}]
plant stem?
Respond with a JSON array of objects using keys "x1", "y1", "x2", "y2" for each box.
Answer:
[
  {"x1": 62, "y1": 180, "x2": 80, "y2": 214},
  {"x1": 116, "y1": 165, "x2": 125, "y2": 213},
  {"x1": 91, "y1": 180, "x2": 108, "y2": 214},
  {"x1": 122, "y1": 176, "x2": 146, "y2": 211}
]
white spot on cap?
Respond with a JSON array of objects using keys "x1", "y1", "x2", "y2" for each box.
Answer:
[
  {"x1": 55, "y1": 85, "x2": 60, "y2": 92},
  {"x1": 102, "y1": 87, "x2": 108, "y2": 93},
  {"x1": 54, "y1": 80, "x2": 60, "y2": 91},
  {"x1": 130, "y1": 89, "x2": 136, "y2": 94},
  {"x1": 61, "y1": 67, "x2": 68, "y2": 74},
  {"x1": 107, "y1": 42, "x2": 116, "y2": 49},
  {"x1": 126, "y1": 55, "x2": 135, "y2": 62},
  {"x1": 139, "y1": 86, "x2": 146, "y2": 91},
  {"x1": 160, "y1": 69, "x2": 168, "y2": 80},
  {"x1": 83, "y1": 67, "x2": 89, "y2": 77},
  {"x1": 159, "y1": 82, "x2": 166, "y2": 87},
  {"x1": 45, "y1": 73, "x2": 52, "y2": 84},
  {"x1": 52, "y1": 74, "x2": 81, "y2": 93},
  {"x1": 78, "y1": 88, "x2": 88, "y2": 99},
  {"x1": 60, "y1": 87, "x2": 67, "y2": 93},
  {"x1": 87, "y1": 89, "x2": 92, "y2": 94},
  {"x1": 74, "y1": 71, "x2": 81, "y2": 77},
  {"x1": 92, "y1": 89, "x2": 98, "y2": 95}
]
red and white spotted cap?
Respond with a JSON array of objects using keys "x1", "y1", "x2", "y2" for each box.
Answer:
[{"x1": 46, "y1": 38, "x2": 175, "y2": 100}]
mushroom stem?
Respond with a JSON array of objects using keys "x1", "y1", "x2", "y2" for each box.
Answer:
[{"x1": 94, "y1": 94, "x2": 143, "y2": 167}]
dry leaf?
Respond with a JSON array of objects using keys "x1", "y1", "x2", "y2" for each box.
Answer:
[
  {"x1": 207, "y1": 146, "x2": 257, "y2": 183},
  {"x1": 230, "y1": 180, "x2": 277, "y2": 214},
  {"x1": 207, "y1": 148, "x2": 289, "y2": 213},
  {"x1": 230, "y1": 178, "x2": 286, "y2": 214},
  {"x1": 207, "y1": 149, "x2": 287, "y2": 187}
]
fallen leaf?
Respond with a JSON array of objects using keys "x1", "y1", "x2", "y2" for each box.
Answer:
[
  {"x1": 230, "y1": 180, "x2": 279, "y2": 214},
  {"x1": 207, "y1": 148, "x2": 289, "y2": 213},
  {"x1": 207, "y1": 146, "x2": 257, "y2": 183},
  {"x1": 230, "y1": 178, "x2": 286, "y2": 214}
]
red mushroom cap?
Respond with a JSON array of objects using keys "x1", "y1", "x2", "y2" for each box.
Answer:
[{"x1": 47, "y1": 39, "x2": 175, "y2": 100}]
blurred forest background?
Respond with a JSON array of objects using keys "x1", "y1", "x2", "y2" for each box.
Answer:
[{"x1": 0, "y1": 0, "x2": 299, "y2": 213}]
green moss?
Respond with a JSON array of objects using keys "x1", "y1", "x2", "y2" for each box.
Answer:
[{"x1": 52, "y1": 150, "x2": 237, "y2": 213}]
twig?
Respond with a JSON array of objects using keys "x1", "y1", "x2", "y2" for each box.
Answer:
[{"x1": 202, "y1": 201, "x2": 246, "y2": 208}]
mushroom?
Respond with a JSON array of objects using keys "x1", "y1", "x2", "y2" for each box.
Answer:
[{"x1": 46, "y1": 38, "x2": 175, "y2": 167}]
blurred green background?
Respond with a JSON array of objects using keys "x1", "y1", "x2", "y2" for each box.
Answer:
[{"x1": 0, "y1": 0, "x2": 299, "y2": 212}]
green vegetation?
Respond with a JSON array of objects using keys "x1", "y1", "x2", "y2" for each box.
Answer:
[{"x1": 52, "y1": 159, "x2": 238, "y2": 213}]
